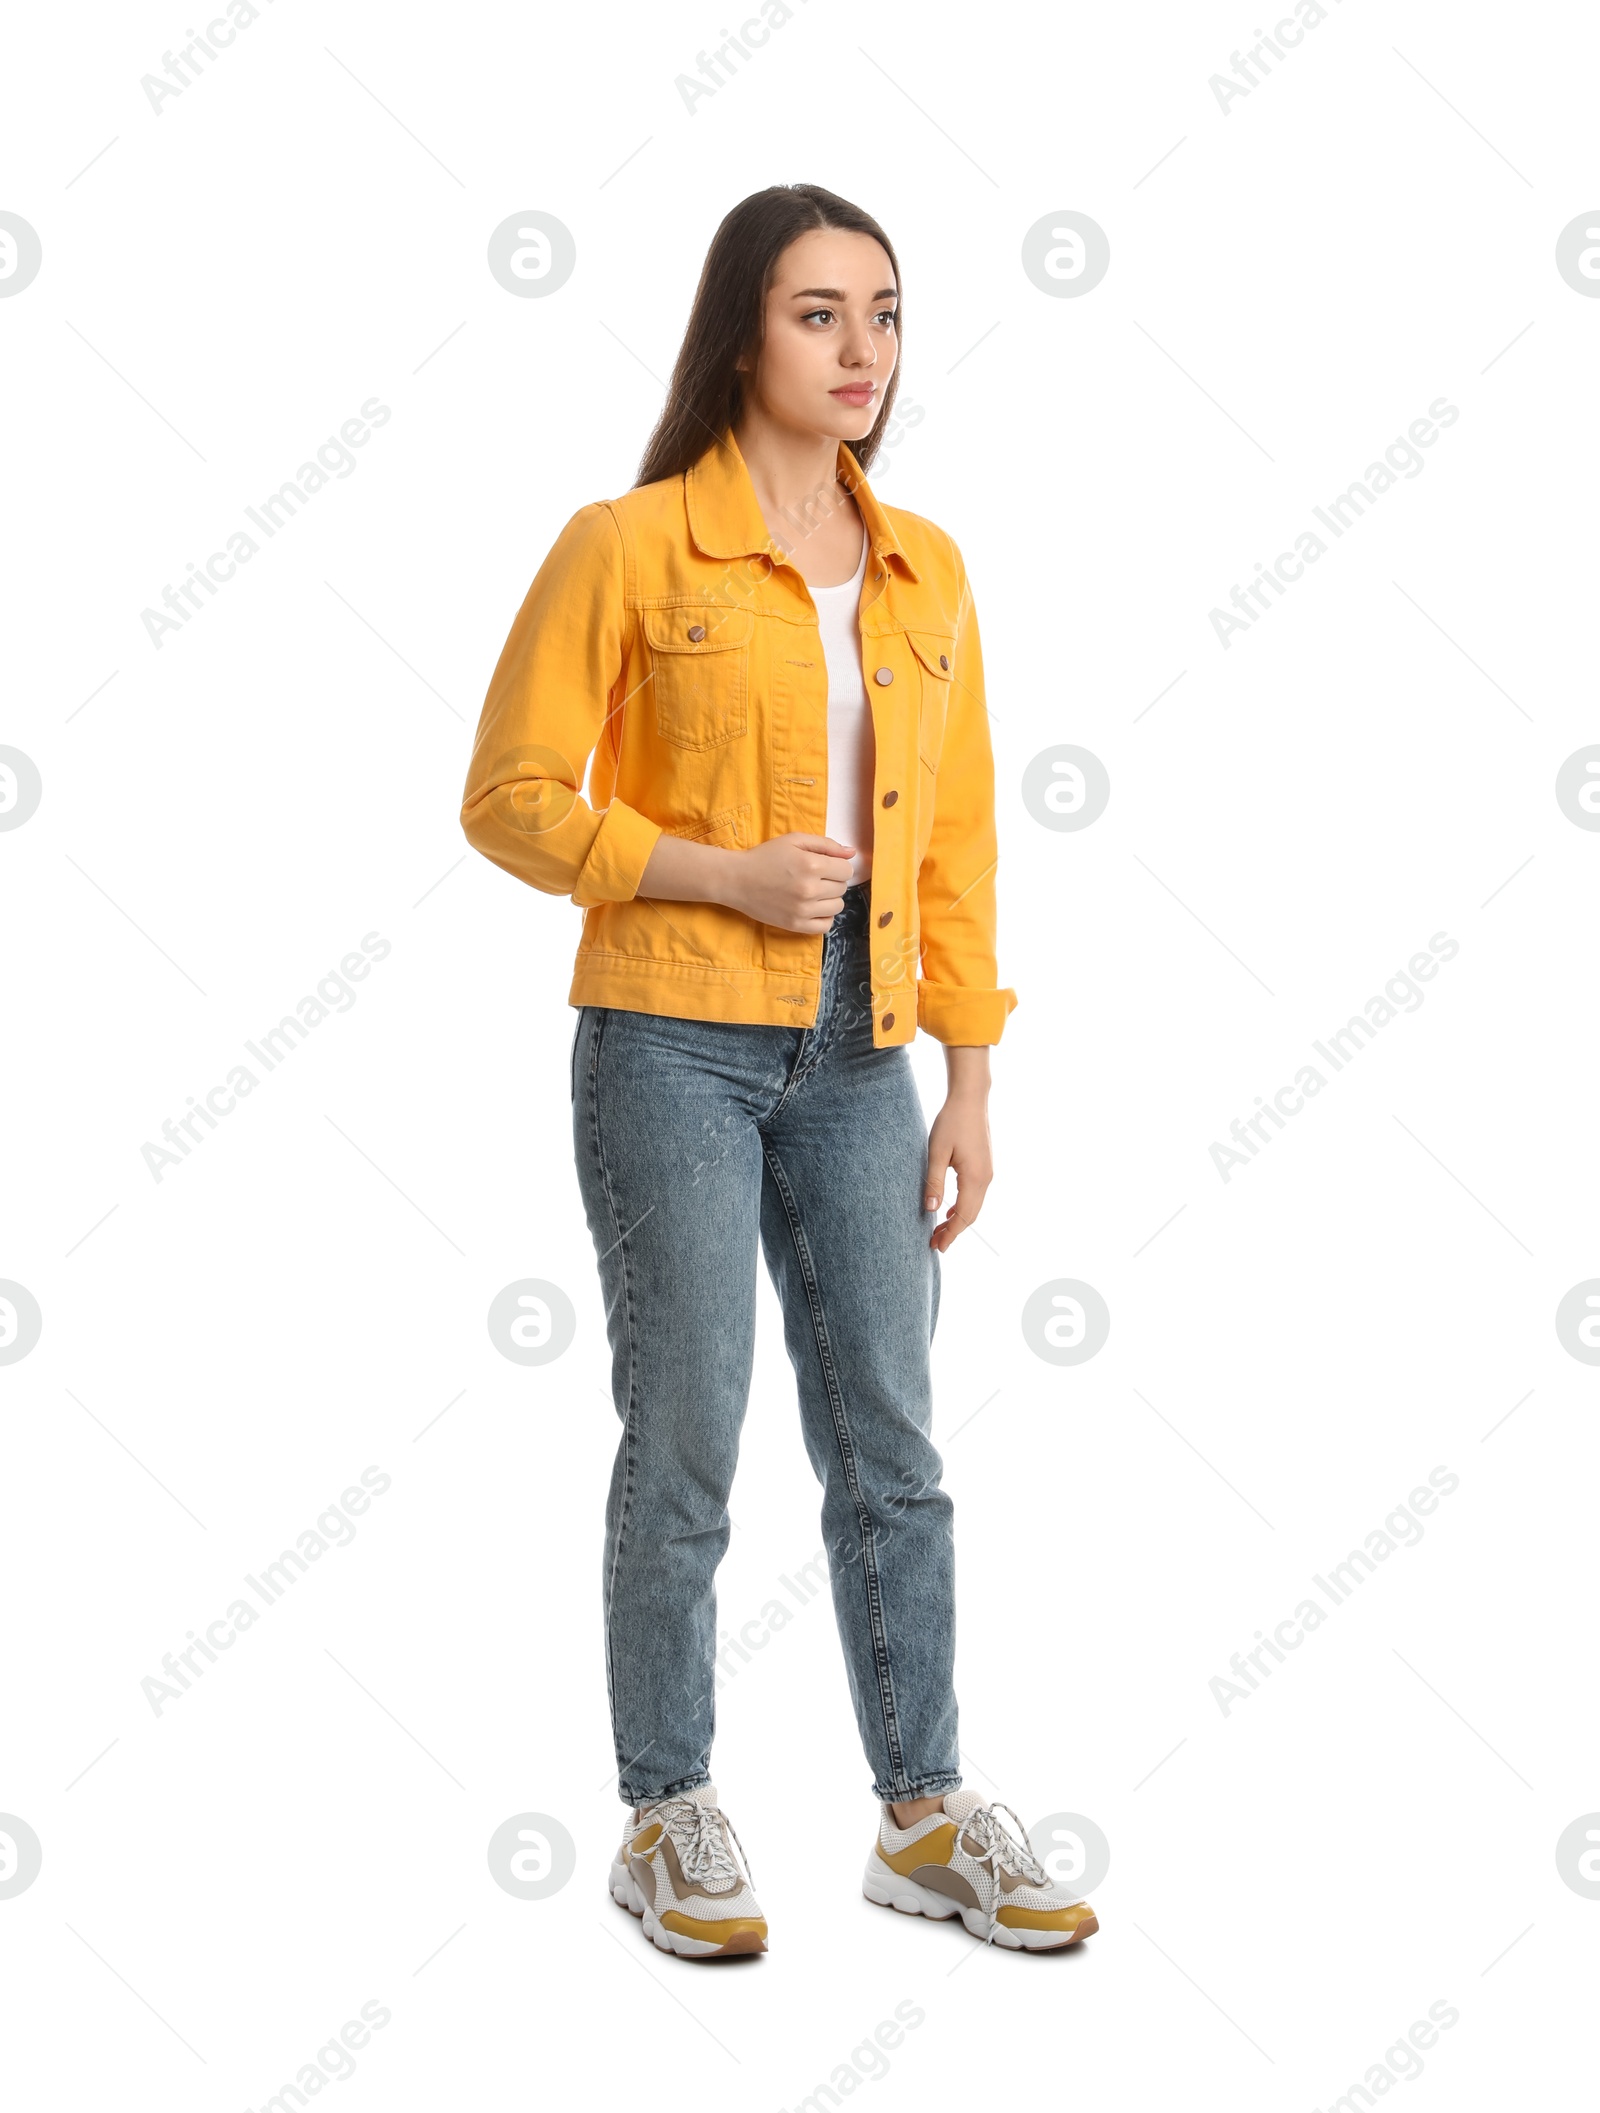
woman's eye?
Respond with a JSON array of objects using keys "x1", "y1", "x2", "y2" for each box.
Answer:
[{"x1": 799, "y1": 307, "x2": 897, "y2": 327}]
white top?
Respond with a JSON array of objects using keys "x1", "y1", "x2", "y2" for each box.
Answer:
[{"x1": 809, "y1": 524, "x2": 874, "y2": 887}]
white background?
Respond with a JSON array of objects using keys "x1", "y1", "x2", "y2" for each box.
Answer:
[{"x1": 4, "y1": 0, "x2": 1598, "y2": 2105}]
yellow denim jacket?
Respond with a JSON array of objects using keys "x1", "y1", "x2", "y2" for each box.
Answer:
[{"x1": 459, "y1": 427, "x2": 1017, "y2": 1048}]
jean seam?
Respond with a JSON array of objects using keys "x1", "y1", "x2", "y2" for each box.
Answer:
[
  {"x1": 876, "y1": 1771, "x2": 963, "y2": 1802},
  {"x1": 766, "y1": 897, "x2": 867, "y2": 1119},
  {"x1": 761, "y1": 1136, "x2": 907, "y2": 1787},
  {"x1": 589, "y1": 1008, "x2": 647, "y2": 1779},
  {"x1": 630, "y1": 1770, "x2": 712, "y2": 1806},
  {"x1": 770, "y1": 982, "x2": 829, "y2": 1120}
]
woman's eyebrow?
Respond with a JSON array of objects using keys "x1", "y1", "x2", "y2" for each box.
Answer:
[{"x1": 788, "y1": 286, "x2": 899, "y2": 300}]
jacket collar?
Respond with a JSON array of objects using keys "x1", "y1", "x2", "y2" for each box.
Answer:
[{"x1": 684, "y1": 425, "x2": 922, "y2": 585}]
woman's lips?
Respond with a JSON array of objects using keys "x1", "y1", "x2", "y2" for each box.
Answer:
[{"x1": 831, "y1": 385, "x2": 876, "y2": 405}]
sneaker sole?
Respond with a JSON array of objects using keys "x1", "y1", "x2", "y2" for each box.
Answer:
[
  {"x1": 862, "y1": 1850, "x2": 1097, "y2": 1951},
  {"x1": 608, "y1": 1859, "x2": 768, "y2": 1959}
]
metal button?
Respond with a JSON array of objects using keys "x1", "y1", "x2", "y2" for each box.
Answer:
[
  {"x1": 882, "y1": 1012, "x2": 895, "y2": 1030},
  {"x1": 939, "y1": 653, "x2": 949, "y2": 670},
  {"x1": 881, "y1": 789, "x2": 898, "y2": 808},
  {"x1": 874, "y1": 667, "x2": 893, "y2": 686},
  {"x1": 877, "y1": 909, "x2": 893, "y2": 927},
  {"x1": 687, "y1": 624, "x2": 706, "y2": 641}
]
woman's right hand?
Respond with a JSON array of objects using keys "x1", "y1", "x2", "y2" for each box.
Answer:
[
  {"x1": 722, "y1": 834, "x2": 857, "y2": 932},
  {"x1": 637, "y1": 829, "x2": 856, "y2": 932}
]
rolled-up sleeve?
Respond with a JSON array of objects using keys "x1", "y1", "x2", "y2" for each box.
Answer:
[
  {"x1": 460, "y1": 501, "x2": 663, "y2": 905},
  {"x1": 915, "y1": 545, "x2": 1019, "y2": 1046}
]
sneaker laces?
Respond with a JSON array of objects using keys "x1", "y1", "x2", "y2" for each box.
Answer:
[
  {"x1": 636, "y1": 1797, "x2": 753, "y2": 1892},
  {"x1": 954, "y1": 1801, "x2": 1048, "y2": 1947}
]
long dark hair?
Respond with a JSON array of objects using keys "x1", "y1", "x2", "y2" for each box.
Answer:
[{"x1": 633, "y1": 184, "x2": 902, "y2": 489}]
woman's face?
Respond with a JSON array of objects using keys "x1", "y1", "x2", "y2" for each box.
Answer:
[{"x1": 740, "y1": 226, "x2": 898, "y2": 446}]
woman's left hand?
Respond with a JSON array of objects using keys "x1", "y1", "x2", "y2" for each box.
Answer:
[{"x1": 925, "y1": 1066, "x2": 993, "y2": 1252}]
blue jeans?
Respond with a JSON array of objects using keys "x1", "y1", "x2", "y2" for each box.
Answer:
[{"x1": 570, "y1": 881, "x2": 961, "y2": 1806}]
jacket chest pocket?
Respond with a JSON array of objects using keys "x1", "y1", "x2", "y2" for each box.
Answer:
[
  {"x1": 905, "y1": 628, "x2": 956, "y2": 770},
  {"x1": 642, "y1": 604, "x2": 754, "y2": 751}
]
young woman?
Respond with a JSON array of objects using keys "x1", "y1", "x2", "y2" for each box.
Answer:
[{"x1": 460, "y1": 184, "x2": 1098, "y2": 1959}]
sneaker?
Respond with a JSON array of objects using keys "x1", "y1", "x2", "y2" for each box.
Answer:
[
  {"x1": 609, "y1": 1782, "x2": 768, "y2": 1958},
  {"x1": 863, "y1": 1790, "x2": 1099, "y2": 1950}
]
